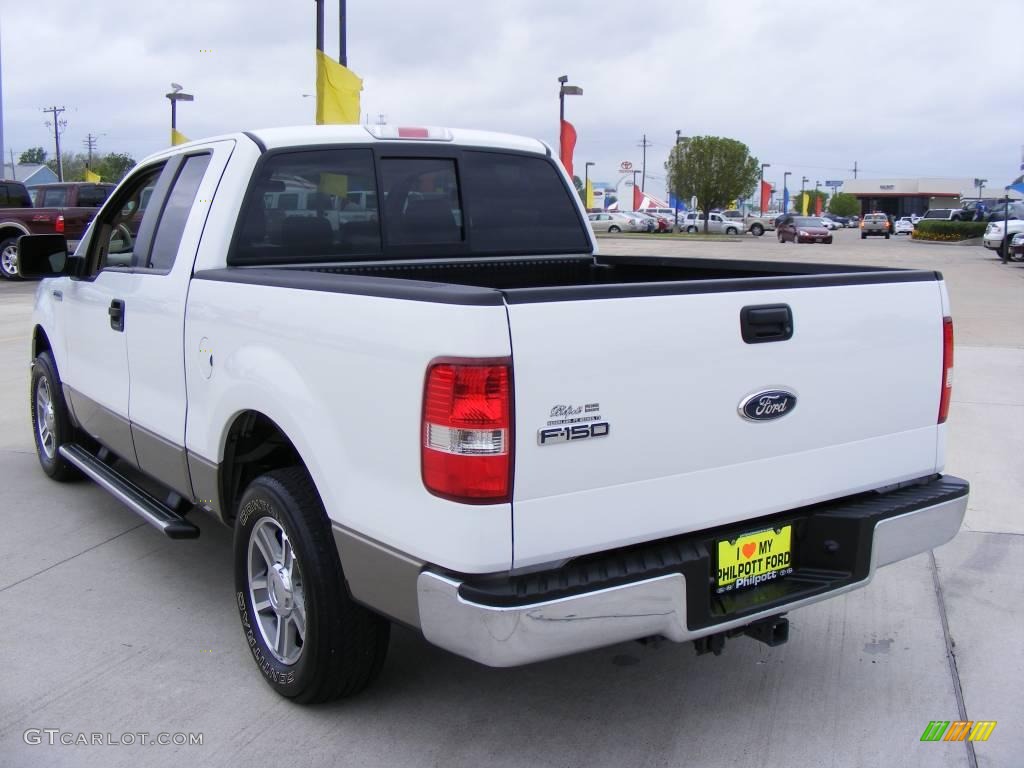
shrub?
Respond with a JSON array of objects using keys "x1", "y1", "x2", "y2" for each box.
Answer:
[{"x1": 912, "y1": 220, "x2": 987, "y2": 241}]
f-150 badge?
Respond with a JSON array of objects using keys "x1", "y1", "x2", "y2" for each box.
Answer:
[
  {"x1": 739, "y1": 389, "x2": 797, "y2": 422},
  {"x1": 538, "y1": 402, "x2": 610, "y2": 445}
]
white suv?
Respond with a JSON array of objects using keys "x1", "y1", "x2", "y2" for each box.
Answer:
[{"x1": 680, "y1": 212, "x2": 742, "y2": 235}]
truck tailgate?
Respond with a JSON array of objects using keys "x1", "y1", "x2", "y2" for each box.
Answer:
[{"x1": 507, "y1": 278, "x2": 945, "y2": 568}]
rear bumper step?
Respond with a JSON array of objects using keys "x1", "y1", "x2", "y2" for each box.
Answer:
[
  {"x1": 416, "y1": 475, "x2": 968, "y2": 667},
  {"x1": 59, "y1": 444, "x2": 200, "y2": 539}
]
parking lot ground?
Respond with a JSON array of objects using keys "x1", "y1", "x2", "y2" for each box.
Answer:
[{"x1": 0, "y1": 230, "x2": 1021, "y2": 768}]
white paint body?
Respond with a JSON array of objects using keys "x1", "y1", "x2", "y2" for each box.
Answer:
[{"x1": 33, "y1": 126, "x2": 951, "y2": 576}]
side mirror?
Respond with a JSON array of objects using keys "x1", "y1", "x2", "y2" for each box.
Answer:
[{"x1": 17, "y1": 234, "x2": 72, "y2": 278}]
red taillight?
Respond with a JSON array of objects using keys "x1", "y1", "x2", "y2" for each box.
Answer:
[
  {"x1": 55, "y1": 214, "x2": 65, "y2": 234},
  {"x1": 422, "y1": 360, "x2": 512, "y2": 503},
  {"x1": 398, "y1": 127, "x2": 430, "y2": 139},
  {"x1": 938, "y1": 317, "x2": 954, "y2": 424}
]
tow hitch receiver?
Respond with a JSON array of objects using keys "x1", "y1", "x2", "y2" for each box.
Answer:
[{"x1": 693, "y1": 616, "x2": 790, "y2": 656}]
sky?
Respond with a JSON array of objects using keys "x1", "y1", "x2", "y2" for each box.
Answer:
[{"x1": 2, "y1": 0, "x2": 1023, "y2": 204}]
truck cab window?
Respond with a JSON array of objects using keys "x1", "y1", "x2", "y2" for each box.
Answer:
[
  {"x1": 146, "y1": 154, "x2": 211, "y2": 272},
  {"x1": 41, "y1": 188, "x2": 68, "y2": 208},
  {"x1": 89, "y1": 164, "x2": 164, "y2": 271},
  {"x1": 232, "y1": 148, "x2": 380, "y2": 265}
]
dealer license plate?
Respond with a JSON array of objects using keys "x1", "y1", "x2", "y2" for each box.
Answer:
[{"x1": 715, "y1": 525, "x2": 793, "y2": 594}]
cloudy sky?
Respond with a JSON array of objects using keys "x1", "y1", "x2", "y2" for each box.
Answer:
[{"x1": 3, "y1": 0, "x2": 1023, "y2": 202}]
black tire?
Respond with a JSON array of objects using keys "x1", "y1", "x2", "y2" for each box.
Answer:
[
  {"x1": 1, "y1": 236, "x2": 21, "y2": 280},
  {"x1": 885, "y1": 234, "x2": 890, "y2": 239},
  {"x1": 234, "y1": 467, "x2": 389, "y2": 703},
  {"x1": 686, "y1": 226, "x2": 697, "y2": 234},
  {"x1": 726, "y1": 227, "x2": 738, "y2": 235},
  {"x1": 751, "y1": 224, "x2": 764, "y2": 236},
  {"x1": 30, "y1": 351, "x2": 82, "y2": 481},
  {"x1": 861, "y1": 233, "x2": 867, "y2": 239},
  {"x1": 608, "y1": 225, "x2": 620, "y2": 233}
]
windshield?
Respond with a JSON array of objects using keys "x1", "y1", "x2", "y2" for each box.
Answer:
[
  {"x1": 924, "y1": 210, "x2": 949, "y2": 218},
  {"x1": 793, "y1": 217, "x2": 821, "y2": 226}
]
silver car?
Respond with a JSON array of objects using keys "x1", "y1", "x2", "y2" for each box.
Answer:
[{"x1": 588, "y1": 212, "x2": 641, "y2": 233}]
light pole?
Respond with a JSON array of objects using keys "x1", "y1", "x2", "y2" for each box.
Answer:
[
  {"x1": 165, "y1": 83, "x2": 194, "y2": 143},
  {"x1": 557, "y1": 75, "x2": 582, "y2": 169},
  {"x1": 760, "y1": 163, "x2": 770, "y2": 213},
  {"x1": 673, "y1": 130, "x2": 688, "y2": 225},
  {"x1": 1002, "y1": 194, "x2": 1011, "y2": 263},
  {"x1": 800, "y1": 176, "x2": 809, "y2": 212},
  {"x1": 783, "y1": 171, "x2": 791, "y2": 213},
  {"x1": 584, "y1": 161, "x2": 595, "y2": 210},
  {"x1": 977, "y1": 178, "x2": 987, "y2": 201}
]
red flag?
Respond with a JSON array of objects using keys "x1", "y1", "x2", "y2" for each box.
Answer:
[
  {"x1": 760, "y1": 180, "x2": 772, "y2": 213},
  {"x1": 633, "y1": 182, "x2": 644, "y2": 211},
  {"x1": 559, "y1": 120, "x2": 577, "y2": 179},
  {"x1": 814, "y1": 195, "x2": 823, "y2": 216}
]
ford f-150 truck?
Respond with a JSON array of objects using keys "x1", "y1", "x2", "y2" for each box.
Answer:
[
  {"x1": 20, "y1": 125, "x2": 968, "y2": 704},
  {"x1": 0, "y1": 181, "x2": 114, "y2": 279}
]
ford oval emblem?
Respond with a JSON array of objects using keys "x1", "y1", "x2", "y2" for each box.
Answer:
[{"x1": 739, "y1": 389, "x2": 797, "y2": 422}]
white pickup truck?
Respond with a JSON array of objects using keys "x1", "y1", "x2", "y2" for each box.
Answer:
[{"x1": 21, "y1": 125, "x2": 968, "y2": 704}]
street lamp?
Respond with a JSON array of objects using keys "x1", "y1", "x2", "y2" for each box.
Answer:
[
  {"x1": 165, "y1": 82, "x2": 194, "y2": 142},
  {"x1": 584, "y1": 161, "x2": 595, "y2": 210},
  {"x1": 760, "y1": 163, "x2": 770, "y2": 213},
  {"x1": 800, "y1": 176, "x2": 809, "y2": 212},
  {"x1": 673, "y1": 130, "x2": 688, "y2": 225},
  {"x1": 783, "y1": 171, "x2": 791, "y2": 213},
  {"x1": 977, "y1": 178, "x2": 987, "y2": 201}
]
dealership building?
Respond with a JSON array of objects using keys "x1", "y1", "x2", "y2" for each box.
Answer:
[{"x1": 839, "y1": 178, "x2": 983, "y2": 218}]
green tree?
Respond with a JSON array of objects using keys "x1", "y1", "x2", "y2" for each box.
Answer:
[
  {"x1": 666, "y1": 136, "x2": 759, "y2": 232},
  {"x1": 46, "y1": 153, "x2": 87, "y2": 182},
  {"x1": 828, "y1": 192, "x2": 860, "y2": 217},
  {"x1": 94, "y1": 152, "x2": 136, "y2": 183},
  {"x1": 19, "y1": 147, "x2": 47, "y2": 164},
  {"x1": 792, "y1": 189, "x2": 829, "y2": 215},
  {"x1": 572, "y1": 174, "x2": 584, "y2": 202}
]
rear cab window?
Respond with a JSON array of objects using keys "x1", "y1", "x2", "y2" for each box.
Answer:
[
  {"x1": 229, "y1": 146, "x2": 588, "y2": 265},
  {"x1": 40, "y1": 187, "x2": 68, "y2": 208}
]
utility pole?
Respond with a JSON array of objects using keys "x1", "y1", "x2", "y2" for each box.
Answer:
[
  {"x1": 42, "y1": 105, "x2": 67, "y2": 182},
  {"x1": 637, "y1": 134, "x2": 652, "y2": 192},
  {"x1": 851, "y1": 161, "x2": 858, "y2": 179},
  {"x1": 83, "y1": 133, "x2": 98, "y2": 168},
  {"x1": 8, "y1": 149, "x2": 15, "y2": 180}
]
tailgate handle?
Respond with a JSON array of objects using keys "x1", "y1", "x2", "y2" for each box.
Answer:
[{"x1": 740, "y1": 304, "x2": 793, "y2": 344}]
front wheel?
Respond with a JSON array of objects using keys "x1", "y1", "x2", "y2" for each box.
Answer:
[
  {"x1": 608, "y1": 225, "x2": 621, "y2": 233},
  {"x1": 726, "y1": 227, "x2": 738, "y2": 235},
  {"x1": 0, "y1": 237, "x2": 20, "y2": 280},
  {"x1": 234, "y1": 467, "x2": 390, "y2": 703},
  {"x1": 30, "y1": 351, "x2": 82, "y2": 481}
]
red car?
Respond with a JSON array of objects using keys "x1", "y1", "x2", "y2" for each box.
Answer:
[{"x1": 777, "y1": 215, "x2": 833, "y2": 244}]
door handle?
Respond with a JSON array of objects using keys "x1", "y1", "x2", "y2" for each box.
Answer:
[
  {"x1": 740, "y1": 304, "x2": 793, "y2": 344},
  {"x1": 108, "y1": 299, "x2": 125, "y2": 332}
]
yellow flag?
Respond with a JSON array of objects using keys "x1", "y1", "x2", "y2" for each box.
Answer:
[
  {"x1": 316, "y1": 49, "x2": 363, "y2": 125},
  {"x1": 171, "y1": 129, "x2": 190, "y2": 146},
  {"x1": 319, "y1": 172, "x2": 349, "y2": 198},
  {"x1": 84, "y1": 169, "x2": 101, "y2": 182},
  {"x1": 800, "y1": 192, "x2": 809, "y2": 216},
  {"x1": 585, "y1": 179, "x2": 594, "y2": 210}
]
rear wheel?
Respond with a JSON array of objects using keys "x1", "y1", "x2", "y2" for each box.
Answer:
[
  {"x1": 608, "y1": 225, "x2": 621, "y2": 233},
  {"x1": 0, "y1": 237, "x2": 20, "y2": 280},
  {"x1": 234, "y1": 467, "x2": 390, "y2": 703},
  {"x1": 885, "y1": 234, "x2": 890, "y2": 239},
  {"x1": 751, "y1": 224, "x2": 764, "y2": 236},
  {"x1": 686, "y1": 226, "x2": 697, "y2": 234},
  {"x1": 726, "y1": 227, "x2": 739, "y2": 235}
]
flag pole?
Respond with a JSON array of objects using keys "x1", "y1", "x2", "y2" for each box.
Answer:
[
  {"x1": 339, "y1": 0, "x2": 347, "y2": 66},
  {"x1": 315, "y1": 0, "x2": 324, "y2": 52}
]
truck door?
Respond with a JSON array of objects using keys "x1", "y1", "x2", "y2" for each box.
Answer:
[
  {"x1": 125, "y1": 140, "x2": 234, "y2": 498},
  {"x1": 62, "y1": 163, "x2": 168, "y2": 466}
]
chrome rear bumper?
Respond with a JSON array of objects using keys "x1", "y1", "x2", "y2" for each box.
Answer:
[{"x1": 417, "y1": 491, "x2": 967, "y2": 668}]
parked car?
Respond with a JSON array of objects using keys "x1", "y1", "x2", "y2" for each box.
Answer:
[
  {"x1": 818, "y1": 217, "x2": 842, "y2": 231},
  {"x1": 588, "y1": 212, "x2": 642, "y2": 233},
  {"x1": 982, "y1": 219, "x2": 1024, "y2": 251},
  {"x1": 1009, "y1": 231, "x2": 1024, "y2": 261},
  {"x1": 984, "y1": 201, "x2": 1024, "y2": 222},
  {"x1": 0, "y1": 179, "x2": 33, "y2": 208},
  {"x1": 920, "y1": 208, "x2": 966, "y2": 223},
  {"x1": 860, "y1": 213, "x2": 891, "y2": 239},
  {"x1": 631, "y1": 212, "x2": 659, "y2": 232},
  {"x1": 744, "y1": 213, "x2": 777, "y2": 236},
  {"x1": 0, "y1": 181, "x2": 115, "y2": 279},
  {"x1": 776, "y1": 215, "x2": 833, "y2": 244},
  {"x1": 19, "y1": 124, "x2": 967, "y2": 703},
  {"x1": 681, "y1": 211, "x2": 743, "y2": 235},
  {"x1": 894, "y1": 217, "x2": 915, "y2": 235}
]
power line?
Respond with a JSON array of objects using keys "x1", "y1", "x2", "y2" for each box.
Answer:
[
  {"x1": 637, "y1": 133, "x2": 653, "y2": 192},
  {"x1": 42, "y1": 106, "x2": 67, "y2": 182}
]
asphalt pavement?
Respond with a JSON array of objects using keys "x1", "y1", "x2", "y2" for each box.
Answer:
[{"x1": 0, "y1": 229, "x2": 1020, "y2": 768}]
